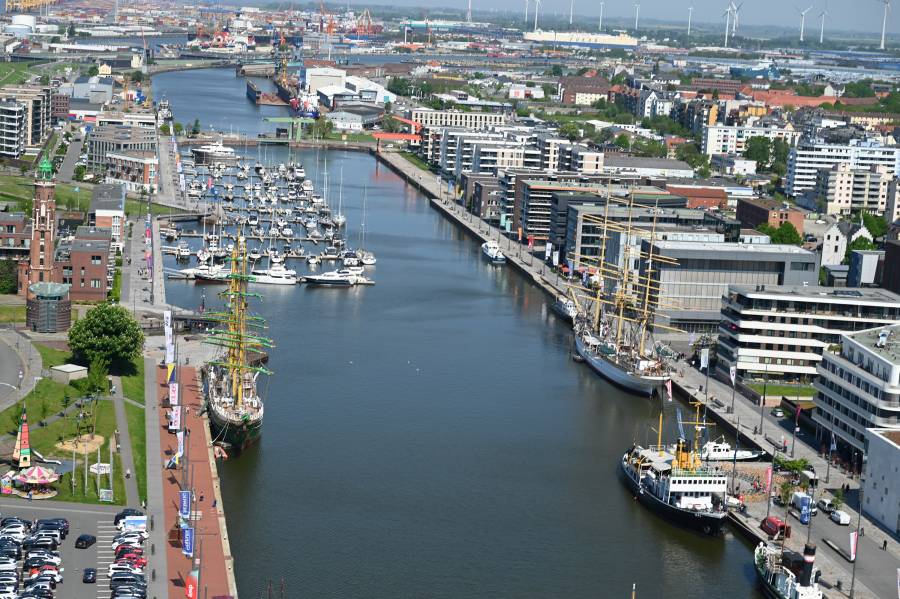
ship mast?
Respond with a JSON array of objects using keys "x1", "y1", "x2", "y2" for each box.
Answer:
[
  {"x1": 592, "y1": 179, "x2": 613, "y2": 332},
  {"x1": 638, "y1": 199, "x2": 660, "y2": 357}
]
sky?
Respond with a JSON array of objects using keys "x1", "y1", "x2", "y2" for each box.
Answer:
[{"x1": 370, "y1": 0, "x2": 895, "y2": 36}]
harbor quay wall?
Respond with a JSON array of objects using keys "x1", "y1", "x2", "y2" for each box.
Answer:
[{"x1": 373, "y1": 150, "x2": 567, "y2": 301}]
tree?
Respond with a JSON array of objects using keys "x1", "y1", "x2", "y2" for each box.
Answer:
[
  {"x1": 549, "y1": 64, "x2": 563, "y2": 77},
  {"x1": 758, "y1": 222, "x2": 802, "y2": 245},
  {"x1": 631, "y1": 138, "x2": 666, "y2": 158},
  {"x1": 66, "y1": 23, "x2": 75, "y2": 38},
  {"x1": 0, "y1": 261, "x2": 16, "y2": 294},
  {"x1": 159, "y1": 123, "x2": 170, "y2": 135},
  {"x1": 173, "y1": 122, "x2": 184, "y2": 136},
  {"x1": 191, "y1": 118, "x2": 201, "y2": 136},
  {"x1": 130, "y1": 71, "x2": 144, "y2": 83},
  {"x1": 558, "y1": 122, "x2": 581, "y2": 141},
  {"x1": 862, "y1": 211, "x2": 888, "y2": 240},
  {"x1": 381, "y1": 116, "x2": 402, "y2": 133},
  {"x1": 743, "y1": 136, "x2": 771, "y2": 165},
  {"x1": 68, "y1": 303, "x2": 144, "y2": 369},
  {"x1": 383, "y1": 100, "x2": 392, "y2": 114},
  {"x1": 39, "y1": 74, "x2": 50, "y2": 86},
  {"x1": 308, "y1": 117, "x2": 333, "y2": 139},
  {"x1": 844, "y1": 236, "x2": 878, "y2": 263},
  {"x1": 779, "y1": 480, "x2": 794, "y2": 506},
  {"x1": 87, "y1": 65, "x2": 99, "y2": 77},
  {"x1": 832, "y1": 488, "x2": 844, "y2": 510},
  {"x1": 84, "y1": 356, "x2": 109, "y2": 395},
  {"x1": 614, "y1": 133, "x2": 630, "y2": 149}
]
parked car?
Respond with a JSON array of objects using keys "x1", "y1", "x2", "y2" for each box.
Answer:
[
  {"x1": 82, "y1": 568, "x2": 96, "y2": 584},
  {"x1": 816, "y1": 498, "x2": 835, "y2": 514},
  {"x1": 75, "y1": 534, "x2": 96, "y2": 549},
  {"x1": 830, "y1": 510, "x2": 851, "y2": 525},
  {"x1": 770, "y1": 407, "x2": 785, "y2": 418}
]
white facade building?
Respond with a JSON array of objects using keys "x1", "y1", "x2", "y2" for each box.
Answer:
[
  {"x1": 701, "y1": 123, "x2": 801, "y2": 158},
  {"x1": 814, "y1": 324, "x2": 900, "y2": 452},
  {"x1": 786, "y1": 139, "x2": 900, "y2": 197},
  {"x1": 820, "y1": 222, "x2": 873, "y2": 267},
  {"x1": 862, "y1": 428, "x2": 900, "y2": 535},
  {"x1": 718, "y1": 286, "x2": 900, "y2": 383}
]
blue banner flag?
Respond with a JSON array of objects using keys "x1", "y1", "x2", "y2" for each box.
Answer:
[
  {"x1": 179, "y1": 490, "x2": 192, "y2": 519},
  {"x1": 181, "y1": 526, "x2": 194, "y2": 557}
]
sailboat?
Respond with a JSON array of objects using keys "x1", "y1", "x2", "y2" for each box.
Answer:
[
  {"x1": 358, "y1": 185, "x2": 376, "y2": 266},
  {"x1": 569, "y1": 187, "x2": 677, "y2": 396},
  {"x1": 334, "y1": 166, "x2": 347, "y2": 228},
  {"x1": 203, "y1": 233, "x2": 274, "y2": 451}
]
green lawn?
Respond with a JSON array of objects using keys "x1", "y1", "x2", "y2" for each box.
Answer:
[
  {"x1": 35, "y1": 342, "x2": 70, "y2": 368},
  {"x1": 125, "y1": 199, "x2": 186, "y2": 217},
  {"x1": 323, "y1": 131, "x2": 375, "y2": 142},
  {"x1": 0, "y1": 305, "x2": 25, "y2": 323},
  {"x1": 0, "y1": 63, "x2": 33, "y2": 86},
  {"x1": 747, "y1": 383, "x2": 816, "y2": 397},
  {"x1": 0, "y1": 174, "x2": 92, "y2": 213},
  {"x1": 120, "y1": 358, "x2": 145, "y2": 404},
  {"x1": 125, "y1": 402, "x2": 147, "y2": 504},
  {"x1": 399, "y1": 151, "x2": 432, "y2": 172}
]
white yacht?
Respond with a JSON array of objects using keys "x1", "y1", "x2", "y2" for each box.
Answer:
[
  {"x1": 304, "y1": 269, "x2": 357, "y2": 286},
  {"x1": 251, "y1": 263, "x2": 298, "y2": 285},
  {"x1": 191, "y1": 141, "x2": 237, "y2": 164},
  {"x1": 699, "y1": 438, "x2": 766, "y2": 462}
]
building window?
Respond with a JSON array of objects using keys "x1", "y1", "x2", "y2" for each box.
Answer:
[
  {"x1": 91, "y1": 255, "x2": 101, "y2": 265},
  {"x1": 90, "y1": 279, "x2": 101, "y2": 288}
]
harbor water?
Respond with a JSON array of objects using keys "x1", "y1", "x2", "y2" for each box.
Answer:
[{"x1": 155, "y1": 69, "x2": 764, "y2": 598}]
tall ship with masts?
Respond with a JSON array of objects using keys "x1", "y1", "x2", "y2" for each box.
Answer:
[
  {"x1": 203, "y1": 232, "x2": 274, "y2": 451},
  {"x1": 569, "y1": 188, "x2": 678, "y2": 396}
]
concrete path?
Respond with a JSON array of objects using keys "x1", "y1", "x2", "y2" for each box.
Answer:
[
  {"x1": 143, "y1": 356, "x2": 168, "y2": 599},
  {"x1": 57, "y1": 133, "x2": 84, "y2": 184},
  {"x1": 110, "y1": 375, "x2": 139, "y2": 508},
  {"x1": 0, "y1": 329, "x2": 43, "y2": 411}
]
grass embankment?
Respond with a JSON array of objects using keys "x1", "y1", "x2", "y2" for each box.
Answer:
[
  {"x1": 747, "y1": 383, "x2": 816, "y2": 397},
  {"x1": 125, "y1": 402, "x2": 147, "y2": 504},
  {"x1": 120, "y1": 358, "x2": 145, "y2": 405},
  {"x1": 0, "y1": 306, "x2": 25, "y2": 323},
  {"x1": 399, "y1": 151, "x2": 432, "y2": 172},
  {"x1": 125, "y1": 199, "x2": 186, "y2": 217}
]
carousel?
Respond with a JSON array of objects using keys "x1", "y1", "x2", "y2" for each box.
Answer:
[{"x1": 4, "y1": 408, "x2": 59, "y2": 499}]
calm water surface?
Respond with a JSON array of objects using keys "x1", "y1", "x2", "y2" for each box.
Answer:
[{"x1": 155, "y1": 69, "x2": 763, "y2": 599}]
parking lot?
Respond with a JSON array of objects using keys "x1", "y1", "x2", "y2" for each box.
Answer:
[{"x1": 0, "y1": 499, "x2": 153, "y2": 599}]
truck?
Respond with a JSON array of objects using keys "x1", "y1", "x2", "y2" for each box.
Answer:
[{"x1": 791, "y1": 491, "x2": 818, "y2": 517}]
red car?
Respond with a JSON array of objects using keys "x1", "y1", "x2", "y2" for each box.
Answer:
[
  {"x1": 116, "y1": 555, "x2": 147, "y2": 569},
  {"x1": 114, "y1": 545, "x2": 143, "y2": 559}
]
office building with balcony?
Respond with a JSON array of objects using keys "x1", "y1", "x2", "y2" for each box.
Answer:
[
  {"x1": 786, "y1": 139, "x2": 900, "y2": 196},
  {"x1": 814, "y1": 324, "x2": 900, "y2": 453},
  {"x1": 0, "y1": 99, "x2": 25, "y2": 157},
  {"x1": 718, "y1": 286, "x2": 900, "y2": 386}
]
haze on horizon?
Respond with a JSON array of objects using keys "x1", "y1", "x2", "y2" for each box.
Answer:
[{"x1": 344, "y1": 0, "x2": 896, "y2": 36}]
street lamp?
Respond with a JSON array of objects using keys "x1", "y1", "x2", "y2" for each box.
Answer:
[
  {"x1": 758, "y1": 361, "x2": 769, "y2": 436},
  {"x1": 849, "y1": 451, "x2": 863, "y2": 599}
]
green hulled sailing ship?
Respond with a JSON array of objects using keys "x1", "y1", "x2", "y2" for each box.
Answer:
[{"x1": 203, "y1": 232, "x2": 273, "y2": 451}]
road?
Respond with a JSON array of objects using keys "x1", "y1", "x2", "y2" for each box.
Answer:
[
  {"x1": 0, "y1": 328, "x2": 42, "y2": 410},
  {"x1": 57, "y1": 133, "x2": 84, "y2": 184}
]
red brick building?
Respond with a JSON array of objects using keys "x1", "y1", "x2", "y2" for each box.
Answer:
[
  {"x1": 667, "y1": 185, "x2": 728, "y2": 210},
  {"x1": 736, "y1": 198, "x2": 805, "y2": 235},
  {"x1": 0, "y1": 213, "x2": 30, "y2": 262},
  {"x1": 54, "y1": 238, "x2": 110, "y2": 302}
]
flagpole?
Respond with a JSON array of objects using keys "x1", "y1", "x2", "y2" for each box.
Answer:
[{"x1": 826, "y1": 401, "x2": 836, "y2": 484}]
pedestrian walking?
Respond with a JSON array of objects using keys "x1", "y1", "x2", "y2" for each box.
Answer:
[{"x1": 883, "y1": 539, "x2": 888, "y2": 551}]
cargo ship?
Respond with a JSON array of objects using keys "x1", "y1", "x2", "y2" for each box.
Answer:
[{"x1": 246, "y1": 80, "x2": 261, "y2": 103}]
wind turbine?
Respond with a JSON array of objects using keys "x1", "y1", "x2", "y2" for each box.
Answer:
[
  {"x1": 731, "y1": 2, "x2": 743, "y2": 34},
  {"x1": 533, "y1": 0, "x2": 541, "y2": 32},
  {"x1": 818, "y1": 8, "x2": 828, "y2": 43},
  {"x1": 634, "y1": 3, "x2": 640, "y2": 31},
  {"x1": 688, "y1": 6, "x2": 694, "y2": 36},
  {"x1": 524, "y1": 0, "x2": 529, "y2": 26},
  {"x1": 466, "y1": 0, "x2": 472, "y2": 23},
  {"x1": 723, "y1": 3, "x2": 733, "y2": 48},
  {"x1": 878, "y1": 0, "x2": 891, "y2": 50},
  {"x1": 569, "y1": 0, "x2": 574, "y2": 25},
  {"x1": 798, "y1": 5, "x2": 813, "y2": 42},
  {"x1": 599, "y1": 1, "x2": 604, "y2": 31}
]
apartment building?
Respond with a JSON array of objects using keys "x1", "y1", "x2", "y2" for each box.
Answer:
[
  {"x1": 814, "y1": 323, "x2": 900, "y2": 452},
  {"x1": 88, "y1": 184, "x2": 126, "y2": 244},
  {"x1": 0, "y1": 98, "x2": 25, "y2": 157},
  {"x1": 515, "y1": 176, "x2": 607, "y2": 240},
  {"x1": 718, "y1": 286, "x2": 900, "y2": 385},
  {"x1": 96, "y1": 110, "x2": 157, "y2": 129},
  {"x1": 812, "y1": 163, "x2": 892, "y2": 216},
  {"x1": 105, "y1": 150, "x2": 159, "y2": 194},
  {"x1": 558, "y1": 76, "x2": 611, "y2": 106},
  {"x1": 534, "y1": 132, "x2": 569, "y2": 171},
  {"x1": 701, "y1": 123, "x2": 801, "y2": 157},
  {"x1": 1, "y1": 85, "x2": 51, "y2": 147},
  {"x1": 54, "y1": 238, "x2": 111, "y2": 302},
  {"x1": 470, "y1": 141, "x2": 540, "y2": 175},
  {"x1": 640, "y1": 241, "x2": 819, "y2": 332},
  {"x1": 0, "y1": 213, "x2": 29, "y2": 261},
  {"x1": 562, "y1": 146, "x2": 604, "y2": 174},
  {"x1": 411, "y1": 108, "x2": 507, "y2": 129},
  {"x1": 472, "y1": 178, "x2": 502, "y2": 222},
  {"x1": 786, "y1": 139, "x2": 900, "y2": 196}
]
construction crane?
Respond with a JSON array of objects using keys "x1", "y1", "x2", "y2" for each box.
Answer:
[
  {"x1": 356, "y1": 9, "x2": 372, "y2": 40},
  {"x1": 319, "y1": 1, "x2": 336, "y2": 60}
]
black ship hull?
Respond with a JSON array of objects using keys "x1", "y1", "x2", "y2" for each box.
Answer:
[
  {"x1": 619, "y1": 460, "x2": 726, "y2": 536},
  {"x1": 208, "y1": 407, "x2": 262, "y2": 452}
]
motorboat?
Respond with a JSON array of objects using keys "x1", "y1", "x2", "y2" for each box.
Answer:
[
  {"x1": 342, "y1": 251, "x2": 360, "y2": 267},
  {"x1": 320, "y1": 246, "x2": 340, "y2": 260},
  {"x1": 251, "y1": 263, "x2": 298, "y2": 285},
  {"x1": 191, "y1": 141, "x2": 237, "y2": 165},
  {"x1": 551, "y1": 295, "x2": 578, "y2": 322},
  {"x1": 482, "y1": 240, "x2": 507, "y2": 264},
  {"x1": 248, "y1": 247, "x2": 263, "y2": 261},
  {"x1": 699, "y1": 438, "x2": 766, "y2": 462},
  {"x1": 360, "y1": 251, "x2": 377, "y2": 266},
  {"x1": 307, "y1": 254, "x2": 320, "y2": 266},
  {"x1": 303, "y1": 269, "x2": 357, "y2": 286},
  {"x1": 176, "y1": 242, "x2": 191, "y2": 260}
]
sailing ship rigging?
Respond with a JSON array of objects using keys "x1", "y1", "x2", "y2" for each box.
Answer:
[
  {"x1": 568, "y1": 184, "x2": 681, "y2": 396},
  {"x1": 203, "y1": 231, "x2": 274, "y2": 451}
]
